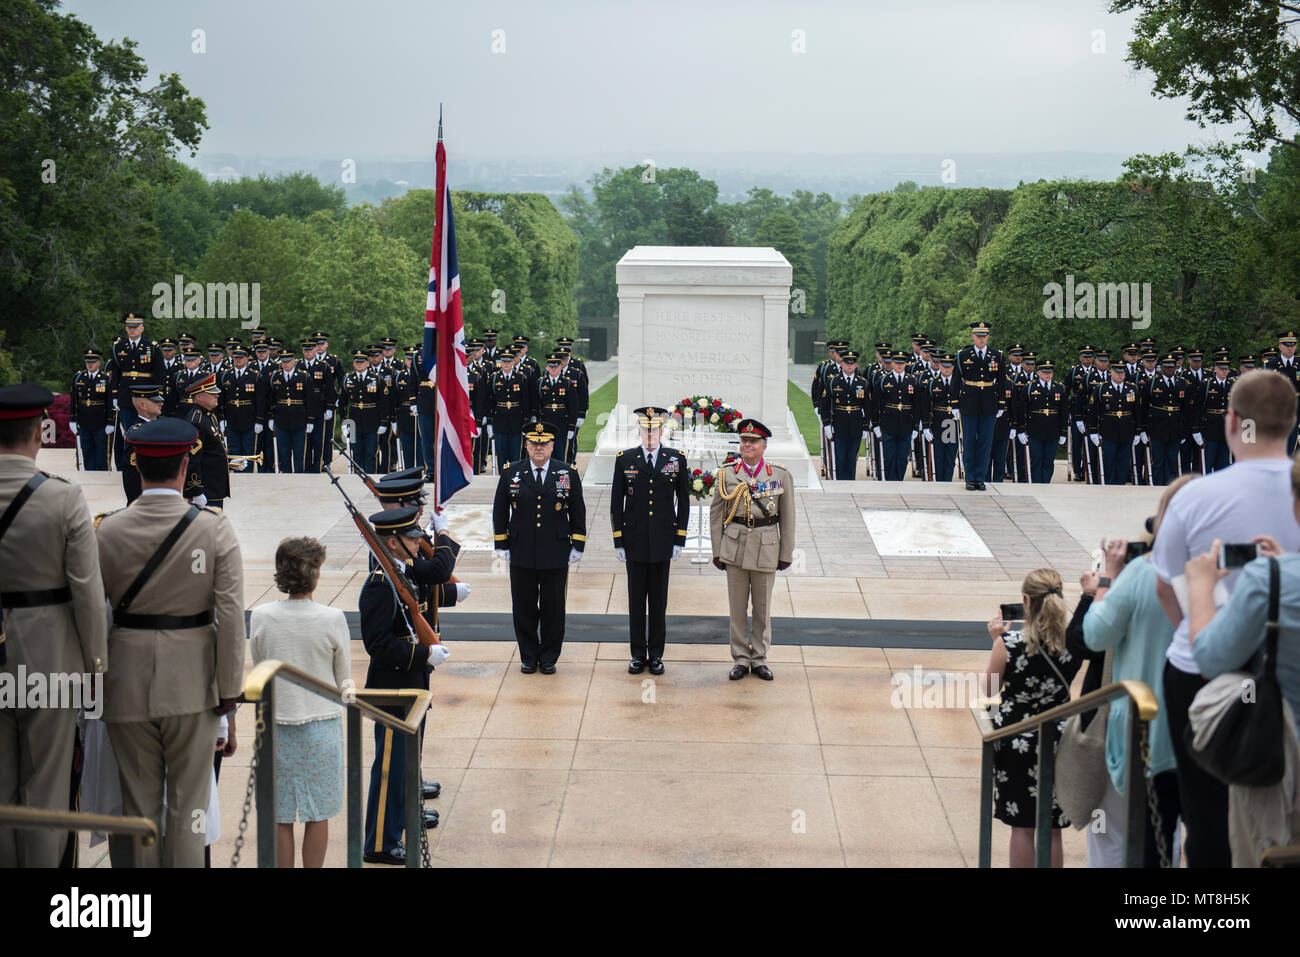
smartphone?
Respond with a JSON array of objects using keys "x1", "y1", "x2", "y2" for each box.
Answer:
[
  {"x1": 1219, "y1": 542, "x2": 1260, "y2": 569},
  {"x1": 1000, "y1": 602, "x2": 1025, "y2": 622},
  {"x1": 1125, "y1": 540, "x2": 1150, "y2": 563}
]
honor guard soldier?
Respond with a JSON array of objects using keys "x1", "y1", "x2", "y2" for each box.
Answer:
[
  {"x1": 219, "y1": 347, "x2": 263, "y2": 458},
  {"x1": 1179, "y1": 347, "x2": 1207, "y2": 473},
  {"x1": 955, "y1": 320, "x2": 1005, "y2": 491},
  {"x1": 1121, "y1": 343, "x2": 1142, "y2": 382},
  {"x1": 1021, "y1": 358, "x2": 1067, "y2": 483},
  {"x1": 71, "y1": 349, "x2": 112, "y2": 470},
  {"x1": 481, "y1": 328, "x2": 501, "y2": 363},
  {"x1": 173, "y1": 347, "x2": 205, "y2": 419},
  {"x1": 1237, "y1": 353, "x2": 1257, "y2": 378},
  {"x1": 908, "y1": 333, "x2": 928, "y2": 374},
  {"x1": 96, "y1": 418, "x2": 245, "y2": 867},
  {"x1": 0, "y1": 384, "x2": 108, "y2": 867},
  {"x1": 177, "y1": 331, "x2": 197, "y2": 354},
  {"x1": 413, "y1": 342, "x2": 437, "y2": 470},
  {"x1": 556, "y1": 346, "x2": 588, "y2": 464},
  {"x1": 360, "y1": 505, "x2": 453, "y2": 864},
  {"x1": 314, "y1": 332, "x2": 344, "y2": 471},
  {"x1": 106, "y1": 312, "x2": 165, "y2": 470},
  {"x1": 872, "y1": 350, "x2": 919, "y2": 482},
  {"x1": 1142, "y1": 355, "x2": 1189, "y2": 485},
  {"x1": 269, "y1": 349, "x2": 312, "y2": 472},
  {"x1": 487, "y1": 349, "x2": 533, "y2": 472},
  {"x1": 512, "y1": 336, "x2": 540, "y2": 382},
  {"x1": 121, "y1": 382, "x2": 166, "y2": 503},
  {"x1": 395, "y1": 346, "x2": 419, "y2": 470},
  {"x1": 819, "y1": 349, "x2": 869, "y2": 480},
  {"x1": 1265, "y1": 330, "x2": 1300, "y2": 454},
  {"x1": 1197, "y1": 352, "x2": 1234, "y2": 472},
  {"x1": 811, "y1": 339, "x2": 846, "y2": 408},
  {"x1": 367, "y1": 346, "x2": 398, "y2": 472},
  {"x1": 157, "y1": 339, "x2": 180, "y2": 410},
  {"x1": 1087, "y1": 360, "x2": 1139, "y2": 485},
  {"x1": 343, "y1": 349, "x2": 388, "y2": 473},
  {"x1": 300, "y1": 338, "x2": 337, "y2": 472},
  {"x1": 610, "y1": 407, "x2": 690, "y2": 675},
  {"x1": 465, "y1": 338, "x2": 491, "y2": 473},
  {"x1": 182, "y1": 372, "x2": 231, "y2": 510},
  {"x1": 917, "y1": 351, "x2": 961, "y2": 481},
  {"x1": 250, "y1": 342, "x2": 277, "y2": 473},
  {"x1": 710, "y1": 419, "x2": 795, "y2": 681},
  {"x1": 1066, "y1": 344, "x2": 1098, "y2": 481},
  {"x1": 989, "y1": 354, "x2": 1017, "y2": 484},
  {"x1": 371, "y1": 470, "x2": 467, "y2": 615},
  {"x1": 492, "y1": 424, "x2": 586, "y2": 674},
  {"x1": 1139, "y1": 348, "x2": 1159, "y2": 386},
  {"x1": 537, "y1": 352, "x2": 580, "y2": 462},
  {"x1": 204, "y1": 342, "x2": 225, "y2": 376}
]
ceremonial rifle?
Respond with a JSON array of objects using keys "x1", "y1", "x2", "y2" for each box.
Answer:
[{"x1": 328, "y1": 472, "x2": 440, "y2": 646}]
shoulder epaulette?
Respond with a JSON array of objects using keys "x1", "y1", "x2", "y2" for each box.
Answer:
[
  {"x1": 93, "y1": 506, "x2": 126, "y2": 530},
  {"x1": 38, "y1": 470, "x2": 69, "y2": 484}
]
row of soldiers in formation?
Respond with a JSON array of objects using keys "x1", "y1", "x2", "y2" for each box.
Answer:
[
  {"x1": 812, "y1": 325, "x2": 1300, "y2": 488},
  {"x1": 67, "y1": 314, "x2": 591, "y2": 497}
]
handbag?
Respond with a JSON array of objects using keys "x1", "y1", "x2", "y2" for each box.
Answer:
[
  {"x1": 1055, "y1": 647, "x2": 1113, "y2": 829},
  {"x1": 1185, "y1": 557, "x2": 1285, "y2": 787}
]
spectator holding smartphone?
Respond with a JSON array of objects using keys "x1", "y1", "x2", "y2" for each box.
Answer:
[{"x1": 1150, "y1": 370, "x2": 1300, "y2": 866}]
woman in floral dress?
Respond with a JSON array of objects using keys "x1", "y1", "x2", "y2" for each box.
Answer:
[{"x1": 984, "y1": 568, "x2": 1082, "y2": 867}]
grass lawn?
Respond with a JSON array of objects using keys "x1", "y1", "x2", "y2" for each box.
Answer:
[
  {"x1": 788, "y1": 379, "x2": 823, "y2": 454},
  {"x1": 579, "y1": 375, "x2": 618, "y2": 452}
]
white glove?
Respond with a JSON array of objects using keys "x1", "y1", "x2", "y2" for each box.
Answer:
[
  {"x1": 1192, "y1": 432, "x2": 1203, "y2": 446},
  {"x1": 324, "y1": 409, "x2": 333, "y2": 421},
  {"x1": 823, "y1": 424, "x2": 833, "y2": 439},
  {"x1": 615, "y1": 547, "x2": 626, "y2": 562},
  {"x1": 219, "y1": 420, "x2": 227, "y2": 433},
  {"x1": 671, "y1": 545, "x2": 682, "y2": 561},
  {"x1": 1140, "y1": 431, "x2": 1149, "y2": 444},
  {"x1": 254, "y1": 423, "x2": 263, "y2": 434},
  {"x1": 951, "y1": 409, "x2": 960, "y2": 421},
  {"x1": 191, "y1": 493, "x2": 208, "y2": 507},
  {"x1": 566, "y1": 430, "x2": 575, "y2": 440},
  {"x1": 306, "y1": 423, "x2": 314, "y2": 434},
  {"x1": 494, "y1": 549, "x2": 510, "y2": 561},
  {"x1": 454, "y1": 582, "x2": 470, "y2": 602},
  {"x1": 1018, "y1": 432, "x2": 1029, "y2": 446},
  {"x1": 431, "y1": 510, "x2": 449, "y2": 534},
  {"x1": 1075, "y1": 420, "x2": 1086, "y2": 433},
  {"x1": 268, "y1": 418, "x2": 275, "y2": 432},
  {"x1": 1008, "y1": 429, "x2": 1017, "y2": 440},
  {"x1": 575, "y1": 418, "x2": 585, "y2": 428},
  {"x1": 104, "y1": 424, "x2": 114, "y2": 434},
  {"x1": 1058, "y1": 436, "x2": 1067, "y2": 446},
  {"x1": 487, "y1": 424, "x2": 495, "y2": 439},
  {"x1": 910, "y1": 430, "x2": 918, "y2": 442},
  {"x1": 1132, "y1": 435, "x2": 1143, "y2": 447},
  {"x1": 427, "y1": 644, "x2": 451, "y2": 668},
  {"x1": 69, "y1": 422, "x2": 78, "y2": 435},
  {"x1": 873, "y1": 426, "x2": 882, "y2": 439},
  {"x1": 409, "y1": 405, "x2": 418, "y2": 417},
  {"x1": 231, "y1": 457, "x2": 248, "y2": 471},
  {"x1": 922, "y1": 428, "x2": 933, "y2": 442},
  {"x1": 996, "y1": 409, "x2": 1004, "y2": 419},
  {"x1": 377, "y1": 425, "x2": 388, "y2": 435},
  {"x1": 1090, "y1": 434, "x2": 1101, "y2": 447},
  {"x1": 568, "y1": 548, "x2": 582, "y2": 565}
]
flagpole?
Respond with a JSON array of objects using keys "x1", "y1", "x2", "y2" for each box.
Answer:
[{"x1": 431, "y1": 107, "x2": 443, "y2": 639}]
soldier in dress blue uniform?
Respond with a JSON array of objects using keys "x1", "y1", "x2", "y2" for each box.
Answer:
[
  {"x1": 120, "y1": 382, "x2": 166, "y2": 504},
  {"x1": 556, "y1": 345, "x2": 588, "y2": 465},
  {"x1": 954, "y1": 320, "x2": 1004, "y2": 491},
  {"x1": 872, "y1": 350, "x2": 919, "y2": 481},
  {"x1": 1196, "y1": 352, "x2": 1234, "y2": 472},
  {"x1": 394, "y1": 346, "x2": 419, "y2": 471},
  {"x1": 1141, "y1": 354, "x2": 1189, "y2": 485},
  {"x1": 359, "y1": 506, "x2": 452, "y2": 865},
  {"x1": 343, "y1": 350, "x2": 388, "y2": 473},
  {"x1": 1178, "y1": 346, "x2": 1207, "y2": 474},
  {"x1": 610, "y1": 407, "x2": 690, "y2": 675},
  {"x1": 1265, "y1": 330, "x2": 1300, "y2": 455},
  {"x1": 536, "y1": 352, "x2": 580, "y2": 462},
  {"x1": 205, "y1": 342, "x2": 226, "y2": 377},
  {"x1": 299, "y1": 339, "x2": 337, "y2": 473},
  {"x1": 487, "y1": 349, "x2": 533, "y2": 472},
  {"x1": 182, "y1": 372, "x2": 231, "y2": 510},
  {"x1": 219, "y1": 347, "x2": 263, "y2": 458},
  {"x1": 481, "y1": 328, "x2": 501, "y2": 364},
  {"x1": 811, "y1": 339, "x2": 846, "y2": 409},
  {"x1": 1021, "y1": 358, "x2": 1067, "y2": 483},
  {"x1": 172, "y1": 347, "x2": 204, "y2": 421},
  {"x1": 917, "y1": 351, "x2": 961, "y2": 481},
  {"x1": 465, "y1": 338, "x2": 491, "y2": 473},
  {"x1": 819, "y1": 349, "x2": 870, "y2": 480},
  {"x1": 157, "y1": 339, "x2": 180, "y2": 414},
  {"x1": 1065, "y1": 344, "x2": 1098, "y2": 481},
  {"x1": 493, "y1": 424, "x2": 586, "y2": 674},
  {"x1": 512, "y1": 336, "x2": 540, "y2": 383},
  {"x1": 1087, "y1": 361, "x2": 1139, "y2": 485},
  {"x1": 106, "y1": 313, "x2": 165, "y2": 472},
  {"x1": 269, "y1": 350, "x2": 312, "y2": 472},
  {"x1": 70, "y1": 349, "x2": 111, "y2": 470}
]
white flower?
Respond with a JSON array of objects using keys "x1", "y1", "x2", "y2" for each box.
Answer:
[
  {"x1": 1006, "y1": 801, "x2": 1019, "y2": 817},
  {"x1": 697, "y1": 398, "x2": 709, "y2": 409},
  {"x1": 710, "y1": 412, "x2": 720, "y2": 424},
  {"x1": 692, "y1": 478, "x2": 704, "y2": 492},
  {"x1": 1011, "y1": 736, "x2": 1030, "y2": 753}
]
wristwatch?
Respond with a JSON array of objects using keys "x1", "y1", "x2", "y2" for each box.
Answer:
[{"x1": 1096, "y1": 576, "x2": 1112, "y2": 588}]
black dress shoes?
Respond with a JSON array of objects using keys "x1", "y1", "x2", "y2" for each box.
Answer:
[
  {"x1": 728, "y1": 664, "x2": 749, "y2": 681},
  {"x1": 539, "y1": 663, "x2": 557, "y2": 674},
  {"x1": 423, "y1": 808, "x2": 439, "y2": 829},
  {"x1": 648, "y1": 659, "x2": 665, "y2": 676},
  {"x1": 752, "y1": 665, "x2": 774, "y2": 681},
  {"x1": 363, "y1": 844, "x2": 406, "y2": 865},
  {"x1": 422, "y1": 781, "x2": 441, "y2": 800},
  {"x1": 965, "y1": 480, "x2": 978, "y2": 491},
  {"x1": 628, "y1": 658, "x2": 646, "y2": 674},
  {"x1": 976, "y1": 481, "x2": 987, "y2": 490},
  {"x1": 520, "y1": 662, "x2": 537, "y2": 674}
]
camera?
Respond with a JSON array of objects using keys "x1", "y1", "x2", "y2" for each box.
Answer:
[
  {"x1": 999, "y1": 602, "x2": 1025, "y2": 622},
  {"x1": 1124, "y1": 540, "x2": 1150, "y2": 563},
  {"x1": 1218, "y1": 542, "x2": 1260, "y2": 569}
]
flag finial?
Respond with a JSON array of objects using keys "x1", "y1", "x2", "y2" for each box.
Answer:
[{"x1": 437, "y1": 104, "x2": 443, "y2": 142}]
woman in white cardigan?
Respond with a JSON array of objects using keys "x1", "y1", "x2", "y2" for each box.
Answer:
[{"x1": 250, "y1": 537, "x2": 351, "y2": 867}]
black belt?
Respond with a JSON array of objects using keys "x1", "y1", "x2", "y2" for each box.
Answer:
[
  {"x1": 743, "y1": 515, "x2": 780, "y2": 528},
  {"x1": 114, "y1": 610, "x2": 213, "y2": 630},
  {"x1": 1, "y1": 587, "x2": 71, "y2": 608}
]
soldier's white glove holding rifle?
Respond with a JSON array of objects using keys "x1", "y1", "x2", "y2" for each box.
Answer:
[
  {"x1": 306, "y1": 423, "x2": 314, "y2": 434},
  {"x1": 104, "y1": 424, "x2": 114, "y2": 434},
  {"x1": 568, "y1": 548, "x2": 582, "y2": 565},
  {"x1": 671, "y1": 546, "x2": 682, "y2": 560},
  {"x1": 1018, "y1": 432, "x2": 1029, "y2": 446},
  {"x1": 922, "y1": 428, "x2": 933, "y2": 442},
  {"x1": 427, "y1": 644, "x2": 451, "y2": 668},
  {"x1": 615, "y1": 547, "x2": 626, "y2": 562},
  {"x1": 495, "y1": 549, "x2": 510, "y2": 561},
  {"x1": 1090, "y1": 433, "x2": 1101, "y2": 447},
  {"x1": 1075, "y1": 420, "x2": 1085, "y2": 433},
  {"x1": 1192, "y1": 432, "x2": 1204, "y2": 446},
  {"x1": 823, "y1": 424, "x2": 833, "y2": 439},
  {"x1": 254, "y1": 423, "x2": 263, "y2": 434},
  {"x1": 377, "y1": 425, "x2": 387, "y2": 435},
  {"x1": 431, "y1": 509, "x2": 448, "y2": 534},
  {"x1": 69, "y1": 422, "x2": 78, "y2": 436},
  {"x1": 873, "y1": 426, "x2": 882, "y2": 439}
]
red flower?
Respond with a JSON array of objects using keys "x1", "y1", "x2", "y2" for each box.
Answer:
[{"x1": 712, "y1": 398, "x2": 721, "y2": 407}]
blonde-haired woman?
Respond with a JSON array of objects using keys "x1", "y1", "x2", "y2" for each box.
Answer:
[{"x1": 984, "y1": 568, "x2": 1079, "y2": 867}]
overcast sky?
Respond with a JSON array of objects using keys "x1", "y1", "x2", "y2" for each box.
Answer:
[{"x1": 62, "y1": 0, "x2": 1235, "y2": 160}]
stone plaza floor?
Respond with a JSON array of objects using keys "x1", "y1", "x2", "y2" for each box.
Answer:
[{"x1": 44, "y1": 446, "x2": 1164, "y2": 867}]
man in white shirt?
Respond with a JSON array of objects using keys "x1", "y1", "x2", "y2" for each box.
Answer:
[{"x1": 1151, "y1": 369, "x2": 1300, "y2": 867}]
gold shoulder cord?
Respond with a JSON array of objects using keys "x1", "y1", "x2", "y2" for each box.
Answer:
[{"x1": 715, "y1": 466, "x2": 753, "y2": 527}]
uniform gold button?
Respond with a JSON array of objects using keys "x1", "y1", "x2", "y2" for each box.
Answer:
[
  {"x1": 649, "y1": 511, "x2": 654, "y2": 515},
  {"x1": 536, "y1": 522, "x2": 541, "y2": 527}
]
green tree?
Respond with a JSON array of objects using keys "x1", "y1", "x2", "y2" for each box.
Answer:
[
  {"x1": 154, "y1": 160, "x2": 219, "y2": 273},
  {"x1": 211, "y1": 171, "x2": 345, "y2": 221},
  {"x1": 753, "y1": 212, "x2": 815, "y2": 318}
]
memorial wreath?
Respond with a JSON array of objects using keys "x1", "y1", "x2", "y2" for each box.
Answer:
[{"x1": 673, "y1": 395, "x2": 742, "y2": 432}]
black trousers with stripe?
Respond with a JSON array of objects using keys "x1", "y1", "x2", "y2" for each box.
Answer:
[
  {"x1": 626, "y1": 559, "x2": 670, "y2": 661},
  {"x1": 509, "y1": 564, "x2": 568, "y2": 668}
]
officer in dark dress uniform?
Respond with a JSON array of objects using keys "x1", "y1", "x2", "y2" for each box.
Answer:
[
  {"x1": 181, "y1": 372, "x2": 231, "y2": 510},
  {"x1": 917, "y1": 351, "x2": 961, "y2": 481},
  {"x1": 872, "y1": 350, "x2": 919, "y2": 481},
  {"x1": 106, "y1": 313, "x2": 165, "y2": 471},
  {"x1": 811, "y1": 340, "x2": 846, "y2": 410},
  {"x1": 487, "y1": 350, "x2": 533, "y2": 472},
  {"x1": 1087, "y1": 363, "x2": 1139, "y2": 485},
  {"x1": 1065, "y1": 344, "x2": 1097, "y2": 481},
  {"x1": 1178, "y1": 347, "x2": 1207, "y2": 473},
  {"x1": 313, "y1": 332, "x2": 344, "y2": 471},
  {"x1": 481, "y1": 328, "x2": 501, "y2": 364},
  {"x1": 556, "y1": 345, "x2": 588, "y2": 465},
  {"x1": 247, "y1": 342, "x2": 277, "y2": 472},
  {"x1": 157, "y1": 339, "x2": 180, "y2": 416},
  {"x1": 299, "y1": 339, "x2": 337, "y2": 473},
  {"x1": 172, "y1": 348, "x2": 204, "y2": 421},
  {"x1": 1142, "y1": 355, "x2": 1189, "y2": 485},
  {"x1": 1197, "y1": 353, "x2": 1234, "y2": 472},
  {"x1": 1265, "y1": 330, "x2": 1300, "y2": 455},
  {"x1": 954, "y1": 321, "x2": 1004, "y2": 490},
  {"x1": 989, "y1": 363, "x2": 1016, "y2": 484},
  {"x1": 368, "y1": 346, "x2": 398, "y2": 473},
  {"x1": 465, "y1": 339, "x2": 490, "y2": 473},
  {"x1": 1021, "y1": 359, "x2": 1067, "y2": 483},
  {"x1": 70, "y1": 349, "x2": 111, "y2": 470},
  {"x1": 359, "y1": 506, "x2": 451, "y2": 865},
  {"x1": 610, "y1": 407, "x2": 690, "y2": 675},
  {"x1": 492, "y1": 424, "x2": 586, "y2": 674},
  {"x1": 269, "y1": 351, "x2": 312, "y2": 472},
  {"x1": 512, "y1": 336, "x2": 540, "y2": 383},
  {"x1": 536, "y1": 352, "x2": 580, "y2": 462},
  {"x1": 205, "y1": 343, "x2": 226, "y2": 377},
  {"x1": 120, "y1": 382, "x2": 166, "y2": 503},
  {"x1": 218, "y1": 348, "x2": 263, "y2": 458},
  {"x1": 343, "y1": 350, "x2": 387, "y2": 473},
  {"x1": 395, "y1": 347, "x2": 419, "y2": 471},
  {"x1": 818, "y1": 349, "x2": 869, "y2": 480}
]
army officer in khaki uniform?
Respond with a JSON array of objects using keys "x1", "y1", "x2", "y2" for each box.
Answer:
[
  {"x1": 710, "y1": 419, "x2": 795, "y2": 680},
  {"x1": 0, "y1": 385, "x2": 108, "y2": 867},
  {"x1": 96, "y1": 419, "x2": 246, "y2": 867}
]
